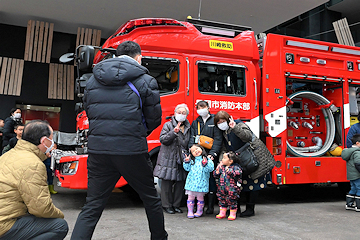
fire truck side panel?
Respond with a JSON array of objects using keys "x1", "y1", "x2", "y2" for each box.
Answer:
[
  {"x1": 284, "y1": 157, "x2": 347, "y2": 184},
  {"x1": 262, "y1": 33, "x2": 360, "y2": 185}
]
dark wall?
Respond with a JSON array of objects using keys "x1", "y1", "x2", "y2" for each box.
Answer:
[
  {"x1": 265, "y1": 5, "x2": 341, "y2": 43},
  {"x1": 0, "y1": 23, "x2": 79, "y2": 132}
]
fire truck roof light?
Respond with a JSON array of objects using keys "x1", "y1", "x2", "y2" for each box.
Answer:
[
  {"x1": 114, "y1": 18, "x2": 185, "y2": 37},
  {"x1": 331, "y1": 47, "x2": 360, "y2": 56},
  {"x1": 201, "y1": 27, "x2": 235, "y2": 37},
  {"x1": 286, "y1": 40, "x2": 329, "y2": 51}
]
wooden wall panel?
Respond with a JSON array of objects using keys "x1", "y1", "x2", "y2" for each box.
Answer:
[
  {"x1": 24, "y1": 20, "x2": 54, "y2": 63},
  {"x1": 76, "y1": 27, "x2": 102, "y2": 47},
  {"x1": 333, "y1": 18, "x2": 355, "y2": 46},
  {"x1": 0, "y1": 57, "x2": 24, "y2": 96},
  {"x1": 48, "y1": 64, "x2": 75, "y2": 100},
  {"x1": 15, "y1": 60, "x2": 24, "y2": 96}
]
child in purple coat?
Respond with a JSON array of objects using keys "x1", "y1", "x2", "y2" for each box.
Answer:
[{"x1": 213, "y1": 151, "x2": 242, "y2": 220}]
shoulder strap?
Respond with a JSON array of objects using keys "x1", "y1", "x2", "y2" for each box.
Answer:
[
  {"x1": 198, "y1": 121, "x2": 200, "y2": 135},
  {"x1": 127, "y1": 81, "x2": 146, "y2": 130},
  {"x1": 127, "y1": 81, "x2": 142, "y2": 108}
]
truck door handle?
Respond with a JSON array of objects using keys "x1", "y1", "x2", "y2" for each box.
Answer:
[
  {"x1": 186, "y1": 57, "x2": 190, "y2": 96},
  {"x1": 253, "y1": 78, "x2": 258, "y2": 110}
]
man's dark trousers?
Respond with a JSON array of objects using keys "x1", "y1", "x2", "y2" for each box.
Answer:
[{"x1": 71, "y1": 153, "x2": 168, "y2": 240}]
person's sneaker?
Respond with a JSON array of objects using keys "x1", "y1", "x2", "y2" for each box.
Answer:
[{"x1": 346, "y1": 203, "x2": 356, "y2": 210}]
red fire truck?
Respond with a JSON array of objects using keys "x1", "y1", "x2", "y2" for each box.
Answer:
[{"x1": 56, "y1": 17, "x2": 360, "y2": 190}]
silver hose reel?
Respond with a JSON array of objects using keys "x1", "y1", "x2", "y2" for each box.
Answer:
[{"x1": 286, "y1": 91, "x2": 338, "y2": 157}]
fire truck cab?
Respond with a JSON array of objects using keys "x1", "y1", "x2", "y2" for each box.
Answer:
[{"x1": 56, "y1": 17, "x2": 360, "y2": 189}]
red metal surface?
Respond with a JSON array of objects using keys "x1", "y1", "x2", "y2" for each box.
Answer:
[
  {"x1": 58, "y1": 155, "x2": 127, "y2": 189},
  {"x1": 76, "y1": 110, "x2": 89, "y2": 131}
]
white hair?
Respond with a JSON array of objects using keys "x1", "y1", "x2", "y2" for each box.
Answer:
[{"x1": 174, "y1": 103, "x2": 189, "y2": 115}]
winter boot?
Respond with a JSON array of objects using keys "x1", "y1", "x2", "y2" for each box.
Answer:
[
  {"x1": 240, "y1": 204, "x2": 255, "y2": 217},
  {"x1": 216, "y1": 207, "x2": 227, "y2": 219},
  {"x1": 187, "y1": 200, "x2": 195, "y2": 219},
  {"x1": 205, "y1": 192, "x2": 215, "y2": 214},
  {"x1": 346, "y1": 194, "x2": 356, "y2": 210},
  {"x1": 228, "y1": 209, "x2": 237, "y2": 221},
  {"x1": 355, "y1": 196, "x2": 360, "y2": 212},
  {"x1": 194, "y1": 200, "x2": 205, "y2": 217},
  {"x1": 240, "y1": 191, "x2": 258, "y2": 217},
  {"x1": 48, "y1": 185, "x2": 58, "y2": 194}
]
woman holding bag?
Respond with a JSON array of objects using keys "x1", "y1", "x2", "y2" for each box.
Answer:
[
  {"x1": 214, "y1": 110, "x2": 274, "y2": 217},
  {"x1": 153, "y1": 104, "x2": 191, "y2": 214},
  {"x1": 188, "y1": 101, "x2": 223, "y2": 214}
]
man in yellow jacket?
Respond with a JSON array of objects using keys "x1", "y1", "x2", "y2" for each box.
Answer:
[{"x1": 0, "y1": 120, "x2": 68, "y2": 239}]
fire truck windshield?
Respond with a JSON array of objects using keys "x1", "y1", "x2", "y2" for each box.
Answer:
[{"x1": 198, "y1": 62, "x2": 246, "y2": 95}]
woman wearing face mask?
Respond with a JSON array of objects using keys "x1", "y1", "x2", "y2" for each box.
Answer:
[
  {"x1": 188, "y1": 101, "x2": 223, "y2": 214},
  {"x1": 2, "y1": 108, "x2": 22, "y2": 149},
  {"x1": 214, "y1": 110, "x2": 271, "y2": 218},
  {"x1": 153, "y1": 103, "x2": 191, "y2": 214}
]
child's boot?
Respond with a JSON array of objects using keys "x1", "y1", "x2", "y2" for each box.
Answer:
[
  {"x1": 355, "y1": 196, "x2": 360, "y2": 212},
  {"x1": 346, "y1": 194, "x2": 356, "y2": 210},
  {"x1": 216, "y1": 207, "x2": 227, "y2": 219},
  {"x1": 48, "y1": 185, "x2": 58, "y2": 194},
  {"x1": 187, "y1": 200, "x2": 195, "y2": 219},
  {"x1": 228, "y1": 209, "x2": 237, "y2": 221},
  {"x1": 194, "y1": 200, "x2": 205, "y2": 217}
]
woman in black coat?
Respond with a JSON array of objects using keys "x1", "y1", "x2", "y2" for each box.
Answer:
[
  {"x1": 188, "y1": 100, "x2": 222, "y2": 214},
  {"x1": 214, "y1": 110, "x2": 274, "y2": 217},
  {"x1": 153, "y1": 103, "x2": 191, "y2": 214},
  {"x1": 2, "y1": 108, "x2": 22, "y2": 148}
]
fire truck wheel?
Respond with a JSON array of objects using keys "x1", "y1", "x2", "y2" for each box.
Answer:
[
  {"x1": 337, "y1": 182, "x2": 350, "y2": 195},
  {"x1": 150, "y1": 154, "x2": 158, "y2": 170}
]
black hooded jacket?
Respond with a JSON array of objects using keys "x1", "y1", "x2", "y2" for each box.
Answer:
[{"x1": 84, "y1": 56, "x2": 162, "y2": 155}]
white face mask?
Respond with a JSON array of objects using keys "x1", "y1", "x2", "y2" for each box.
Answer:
[
  {"x1": 43, "y1": 137, "x2": 54, "y2": 154},
  {"x1": 197, "y1": 108, "x2": 209, "y2": 117},
  {"x1": 175, "y1": 113, "x2": 187, "y2": 122},
  {"x1": 217, "y1": 121, "x2": 229, "y2": 131},
  {"x1": 14, "y1": 113, "x2": 21, "y2": 119}
]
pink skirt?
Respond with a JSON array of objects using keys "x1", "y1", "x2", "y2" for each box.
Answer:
[{"x1": 185, "y1": 190, "x2": 206, "y2": 198}]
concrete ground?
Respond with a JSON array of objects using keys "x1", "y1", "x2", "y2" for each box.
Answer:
[{"x1": 52, "y1": 182, "x2": 358, "y2": 240}]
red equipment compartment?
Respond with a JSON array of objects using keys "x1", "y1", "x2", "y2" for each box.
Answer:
[{"x1": 58, "y1": 155, "x2": 127, "y2": 189}]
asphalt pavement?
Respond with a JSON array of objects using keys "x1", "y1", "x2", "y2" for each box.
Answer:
[{"x1": 52, "y1": 182, "x2": 358, "y2": 240}]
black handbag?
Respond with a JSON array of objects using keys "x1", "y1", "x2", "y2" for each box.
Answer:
[{"x1": 236, "y1": 142, "x2": 259, "y2": 175}]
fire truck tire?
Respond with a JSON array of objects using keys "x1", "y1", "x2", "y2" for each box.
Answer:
[{"x1": 286, "y1": 91, "x2": 336, "y2": 157}]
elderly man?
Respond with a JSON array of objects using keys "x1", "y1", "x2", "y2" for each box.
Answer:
[{"x1": 0, "y1": 120, "x2": 68, "y2": 240}]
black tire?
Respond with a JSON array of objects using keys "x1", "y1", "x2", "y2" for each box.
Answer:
[
  {"x1": 337, "y1": 182, "x2": 350, "y2": 195},
  {"x1": 150, "y1": 154, "x2": 158, "y2": 170}
]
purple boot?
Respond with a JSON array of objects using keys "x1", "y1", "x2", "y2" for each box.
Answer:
[
  {"x1": 187, "y1": 200, "x2": 195, "y2": 219},
  {"x1": 194, "y1": 201, "x2": 205, "y2": 217}
]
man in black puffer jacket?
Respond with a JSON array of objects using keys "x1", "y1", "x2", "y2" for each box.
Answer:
[{"x1": 71, "y1": 41, "x2": 167, "y2": 240}]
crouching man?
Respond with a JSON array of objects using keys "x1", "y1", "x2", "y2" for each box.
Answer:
[{"x1": 0, "y1": 120, "x2": 68, "y2": 240}]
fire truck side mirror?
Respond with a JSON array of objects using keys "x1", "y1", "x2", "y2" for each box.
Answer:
[
  {"x1": 75, "y1": 103, "x2": 84, "y2": 113},
  {"x1": 78, "y1": 46, "x2": 95, "y2": 72}
]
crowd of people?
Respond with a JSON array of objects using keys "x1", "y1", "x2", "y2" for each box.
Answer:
[{"x1": 154, "y1": 102, "x2": 272, "y2": 221}]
